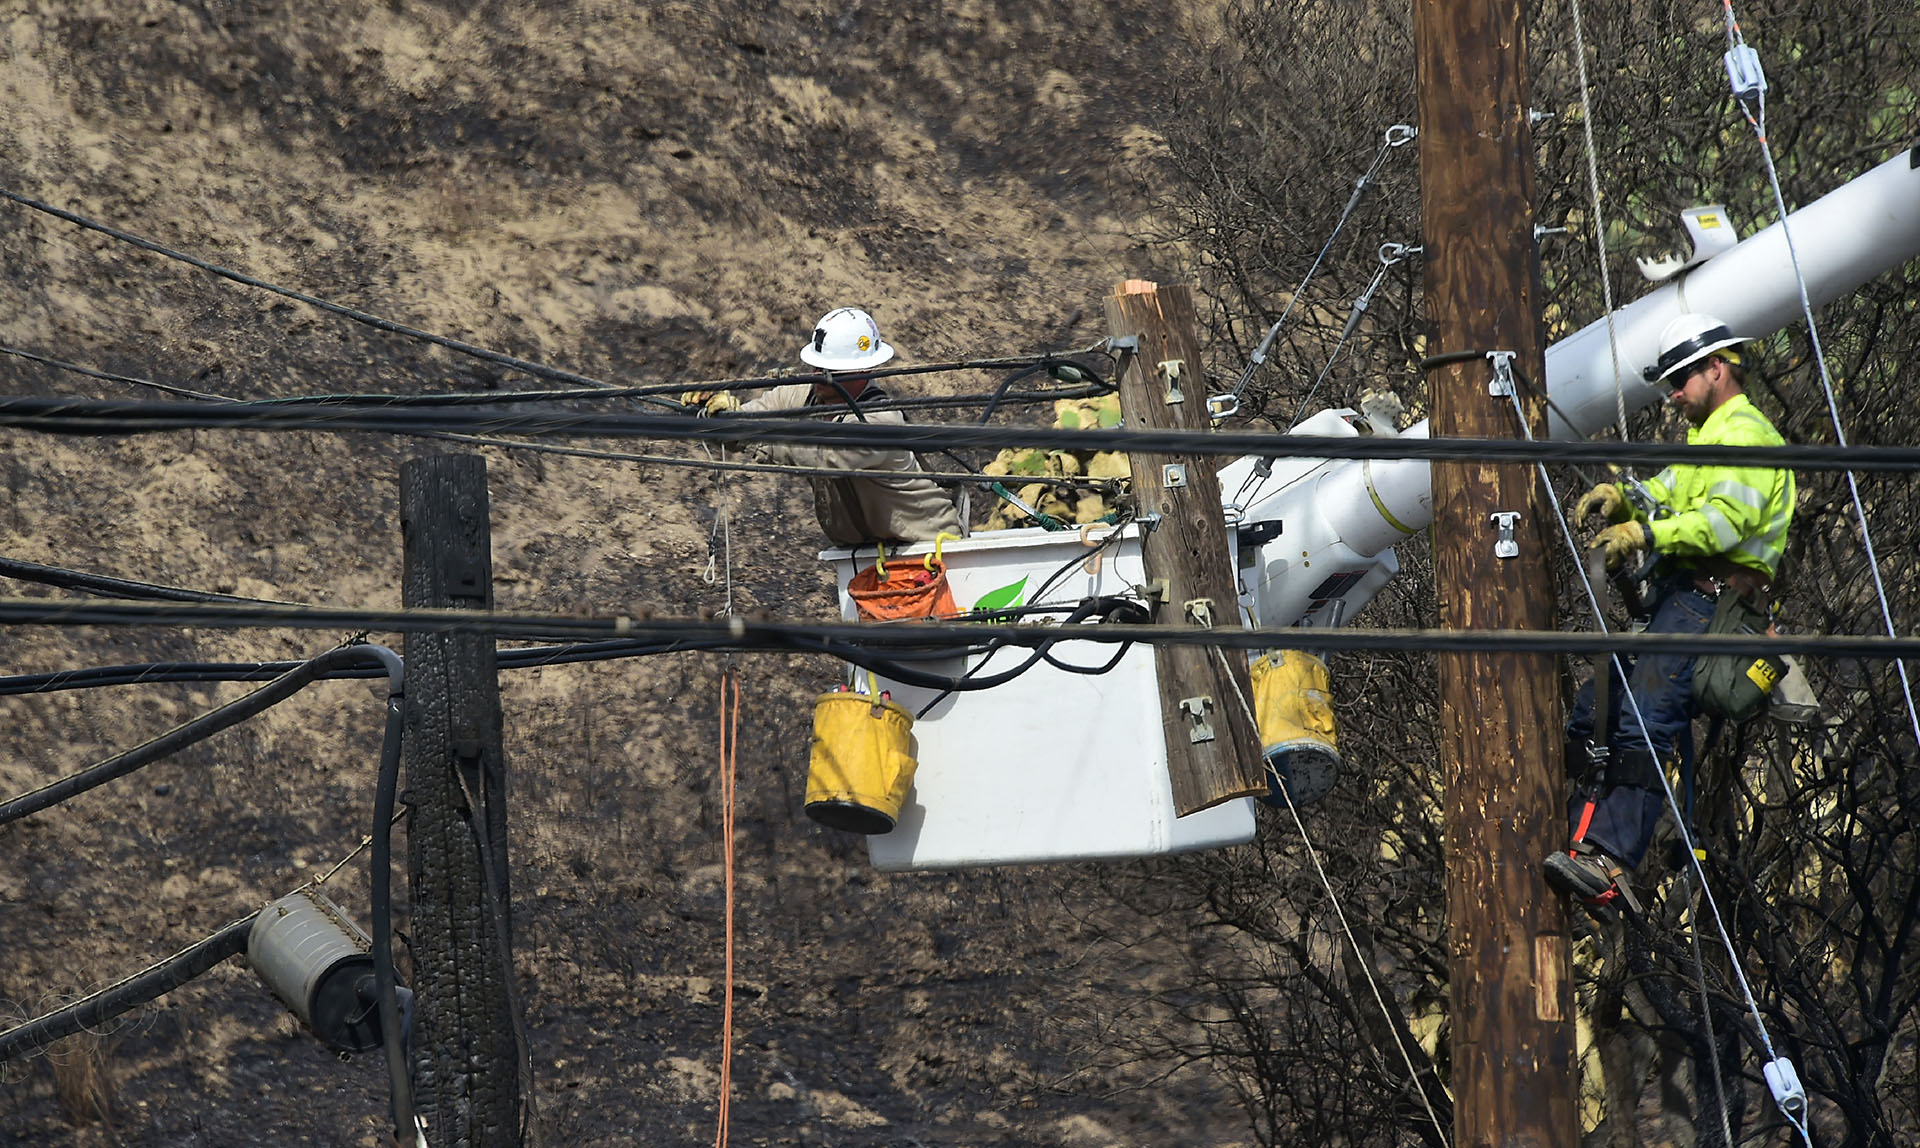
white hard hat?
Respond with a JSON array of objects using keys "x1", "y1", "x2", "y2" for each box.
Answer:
[
  {"x1": 800, "y1": 307, "x2": 895, "y2": 371},
  {"x1": 1644, "y1": 312, "x2": 1746, "y2": 383}
]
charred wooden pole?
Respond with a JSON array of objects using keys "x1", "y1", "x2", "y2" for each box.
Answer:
[
  {"x1": 400, "y1": 455, "x2": 522, "y2": 1147},
  {"x1": 1104, "y1": 279, "x2": 1266, "y2": 814},
  {"x1": 1412, "y1": 0, "x2": 1578, "y2": 1144}
]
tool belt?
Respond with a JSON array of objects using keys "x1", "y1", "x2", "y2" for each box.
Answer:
[
  {"x1": 1677, "y1": 555, "x2": 1771, "y2": 607},
  {"x1": 1692, "y1": 570, "x2": 1786, "y2": 721}
]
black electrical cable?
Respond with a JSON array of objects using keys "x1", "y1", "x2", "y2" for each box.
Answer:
[
  {"x1": 0, "y1": 646, "x2": 408, "y2": 1071},
  {"x1": 0, "y1": 644, "x2": 392, "y2": 826},
  {"x1": 366, "y1": 649, "x2": 417, "y2": 1145},
  {"x1": 8, "y1": 393, "x2": 1915, "y2": 470},
  {"x1": 2, "y1": 595, "x2": 1916, "y2": 658},
  {"x1": 0, "y1": 915, "x2": 257, "y2": 1063},
  {"x1": 1042, "y1": 640, "x2": 1135, "y2": 676},
  {"x1": 0, "y1": 555, "x2": 286, "y2": 605},
  {"x1": 0, "y1": 343, "x2": 229, "y2": 401},
  {"x1": 901, "y1": 596, "x2": 1122, "y2": 717},
  {"x1": 978, "y1": 365, "x2": 1046, "y2": 424},
  {"x1": 0, "y1": 188, "x2": 681, "y2": 405},
  {"x1": 0, "y1": 634, "x2": 863, "y2": 697},
  {"x1": 1417, "y1": 350, "x2": 1492, "y2": 372},
  {"x1": 7, "y1": 338, "x2": 1115, "y2": 422},
  {"x1": 1025, "y1": 521, "x2": 1136, "y2": 607}
]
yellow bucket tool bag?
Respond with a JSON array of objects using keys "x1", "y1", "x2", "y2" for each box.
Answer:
[
  {"x1": 805, "y1": 676, "x2": 919, "y2": 835},
  {"x1": 1248, "y1": 650, "x2": 1342, "y2": 806}
]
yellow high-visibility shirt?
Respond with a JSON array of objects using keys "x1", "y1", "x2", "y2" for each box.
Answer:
[{"x1": 1635, "y1": 394, "x2": 1794, "y2": 578}]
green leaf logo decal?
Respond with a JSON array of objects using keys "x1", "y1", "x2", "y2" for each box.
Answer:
[{"x1": 971, "y1": 576, "x2": 1028, "y2": 615}]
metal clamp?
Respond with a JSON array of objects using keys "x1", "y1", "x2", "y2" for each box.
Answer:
[
  {"x1": 1489, "y1": 511, "x2": 1521, "y2": 559},
  {"x1": 1183, "y1": 598, "x2": 1215, "y2": 628},
  {"x1": 1106, "y1": 334, "x2": 1140, "y2": 354},
  {"x1": 1378, "y1": 241, "x2": 1421, "y2": 266},
  {"x1": 1179, "y1": 696, "x2": 1217, "y2": 744},
  {"x1": 1206, "y1": 393, "x2": 1240, "y2": 420},
  {"x1": 1159, "y1": 359, "x2": 1186, "y2": 405},
  {"x1": 1486, "y1": 350, "x2": 1517, "y2": 397},
  {"x1": 1384, "y1": 123, "x2": 1417, "y2": 147},
  {"x1": 1162, "y1": 463, "x2": 1188, "y2": 489}
]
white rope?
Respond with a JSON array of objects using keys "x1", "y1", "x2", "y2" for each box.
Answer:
[
  {"x1": 698, "y1": 441, "x2": 737, "y2": 619},
  {"x1": 1213, "y1": 648, "x2": 1453, "y2": 1148},
  {"x1": 1564, "y1": 0, "x2": 1632, "y2": 448},
  {"x1": 1687, "y1": 876, "x2": 1739, "y2": 1148}
]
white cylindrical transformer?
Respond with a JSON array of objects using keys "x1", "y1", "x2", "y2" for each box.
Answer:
[{"x1": 248, "y1": 889, "x2": 394, "y2": 1053}]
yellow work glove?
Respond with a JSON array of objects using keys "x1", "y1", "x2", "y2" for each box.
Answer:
[
  {"x1": 679, "y1": 390, "x2": 743, "y2": 415},
  {"x1": 1590, "y1": 520, "x2": 1652, "y2": 571},
  {"x1": 1574, "y1": 482, "x2": 1632, "y2": 524}
]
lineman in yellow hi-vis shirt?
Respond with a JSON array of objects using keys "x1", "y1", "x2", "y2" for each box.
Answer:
[{"x1": 1546, "y1": 312, "x2": 1796, "y2": 910}]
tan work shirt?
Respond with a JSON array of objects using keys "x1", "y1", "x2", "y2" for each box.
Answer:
[{"x1": 739, "y1": 383, "x2": 961, "y2": 546}]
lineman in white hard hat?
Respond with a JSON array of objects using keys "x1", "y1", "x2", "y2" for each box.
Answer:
[
  {"x1": 681, "y1": 307, "x2": 959, "y2": 546},
  {"x1": 1547, "y1": 311, "x2": 1794, "y2": 912},
  {"x1": 800, "y1": 306, "x2": 895, "y2": 371}
]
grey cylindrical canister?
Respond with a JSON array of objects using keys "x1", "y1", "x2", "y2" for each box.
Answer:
[{"x1": 248, "y1": 889, "x2": 386, "y2": 1052}]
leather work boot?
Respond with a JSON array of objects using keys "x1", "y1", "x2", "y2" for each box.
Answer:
[{"x1": 1544, "y1": 846, "x2": 1638, "y2": 912}]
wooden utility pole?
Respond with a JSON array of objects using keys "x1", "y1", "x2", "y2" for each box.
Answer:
[
  {"x1": 401, "y1": 454, "x2": 522, "y2": 1148},
  {"x1": 1104, "y1": 279, "x2": 1265, "y2": 814},
  {"x1": 1412, "y1": 0, "x2": 1578, "y2": 1144}
]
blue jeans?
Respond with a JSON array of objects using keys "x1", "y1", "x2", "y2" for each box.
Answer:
[{"x1": 1564, "y1": 578, "x2": 1716, "y2": 868}]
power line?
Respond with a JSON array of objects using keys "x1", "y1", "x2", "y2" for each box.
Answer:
[
  {"x1": 0, "y1": 595, "x2": 1914, "y2": 657},
  {"x1": 0, "y1": 916, "x2": 256, "y2": 1063},
  {"x1": 414, "y1": 433, "x2": 1115, "y2": 490},
  {"x1": 0, "y1": 638, "x2": 739, "y2": 696},
  {"x1": 3, "y1": 341, "x2": 1114, "y2": 417},
  {"x1": 6, "y1": 394, "x2": 1920, "y2": 470},
  {"x1": 0, "y1": 555, "x2": 297, "y2": 605},
  {"x1": 0, "y1": 644, "x2": 398, "y2": 827},
  {"x1": 0, "y1": 178, "x2": 1115, "y2": 403},
  {"x1": 0, "y1": 187, "x2": 667, "y2": 402}
]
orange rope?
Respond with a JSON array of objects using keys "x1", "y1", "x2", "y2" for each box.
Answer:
[{"x1": 714, "y1": 666, "x2": 740, "y2": 1148}]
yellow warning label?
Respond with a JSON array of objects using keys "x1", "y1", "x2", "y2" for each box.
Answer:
[
  {"x1": 1697, "y1": 212, "x2": 1722, "y2": 229},
  {"x1": 1747, "y1": 659, "x2": 1780, "y2": 691}
]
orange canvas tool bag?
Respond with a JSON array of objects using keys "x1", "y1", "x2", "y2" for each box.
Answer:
[{"x1": 845, "y1": 538, "x2": 959, "y2": 621}]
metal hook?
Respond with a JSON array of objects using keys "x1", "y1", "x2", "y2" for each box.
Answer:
[
  {"x1": 1078, "y1": 524, "x2": 1105, "y2": 575},
  {"x1": 1384, "y1": 124, "x2": 1417, "y2": 147},
  {"x1": 1377, "y1": 241, "x2": 1421, "y2": 266}
]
